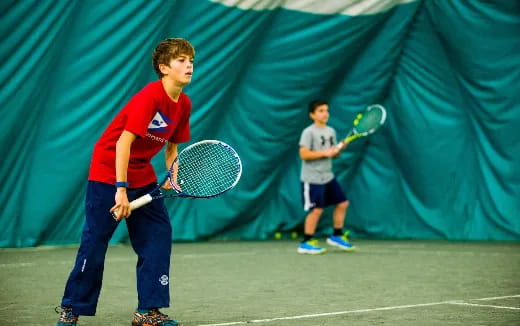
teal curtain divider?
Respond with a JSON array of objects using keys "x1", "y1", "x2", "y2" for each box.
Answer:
[{"x1": 1, "y1": 0, "x2": 519, "y2": 247}]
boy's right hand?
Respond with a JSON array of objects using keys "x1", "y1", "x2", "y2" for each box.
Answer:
[
  {"x1": 336, "y1": 142, "x2": 347, "y2": 151},
  {"x1": 110, "y1": 188, "x2": 131, "y2": 220}
]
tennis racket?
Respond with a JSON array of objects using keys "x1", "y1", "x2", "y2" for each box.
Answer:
[
  {"x1": 337, "y1": 104, "x2": 387, "y2": 148},
  {"x1": 113, "y1": 140, "x2": 242, "y2": 220}
]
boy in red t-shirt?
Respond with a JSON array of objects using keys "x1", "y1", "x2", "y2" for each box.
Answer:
[{"x1": 56, "y1": 38, "x2": 194, "y2": 326}]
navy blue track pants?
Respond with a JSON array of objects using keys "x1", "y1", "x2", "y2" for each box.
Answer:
[{"x1": 61, "y1": 181, "x2": 172, "y2": 316}]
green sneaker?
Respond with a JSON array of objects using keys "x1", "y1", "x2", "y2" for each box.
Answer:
[
  {"x1": 297, "y1": 239, "x2": 326, "y2": 254},
  {"x1": 55, "y1": 306, "x2": 79, "y2": 326},
  {"x1": 327, "y1": 232, "x2": 356, "y2": 251}
]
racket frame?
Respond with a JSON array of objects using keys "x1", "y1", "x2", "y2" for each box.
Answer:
[{"x1": 338, "y1": 104, "x2": 387, "y2": 146}]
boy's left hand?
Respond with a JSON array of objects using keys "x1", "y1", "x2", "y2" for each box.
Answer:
[{"x1": 161, "y1": 179, "x2": 181, "y2": 192}]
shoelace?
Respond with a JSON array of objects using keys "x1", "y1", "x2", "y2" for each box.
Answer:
[
  {"x1": 55, "y1": 306, "x2": 79, "y2": 322},
  {"x1": 341, "y1": 231, "x2": 351, "y2": 242},
  {"x1": 307, "y1": 239, "x2": 320, "y2": 246},
  {"x1": 151, "y1": 309, "x2": 169, "y2": 320},
  {"x1": 134, "y1": 309, "x2": 172, "y2": 324}
]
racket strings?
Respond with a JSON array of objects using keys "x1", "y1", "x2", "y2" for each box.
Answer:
[
  {"x1": 176, "y1": 143, "x2": 241, "y2": 197},
  {"x1": 356, "y1": 106, "x2": 384, "y2": 134}
]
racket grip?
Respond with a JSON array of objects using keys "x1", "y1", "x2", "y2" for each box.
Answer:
[
  {"x1": 343, "y1": 134, "x2": 362, "y2": 144},
  {"x1": 129, "y1": 194, "x2": 153, "y2": 211}
]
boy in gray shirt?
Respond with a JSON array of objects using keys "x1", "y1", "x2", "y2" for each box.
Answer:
[{"x1": 298, "y1": 100, "x2": 355, "y2": 254}]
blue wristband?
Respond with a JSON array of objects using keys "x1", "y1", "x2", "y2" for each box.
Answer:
[{"x1": 115, "y1": 181, "x2": 129, "y2": 188}]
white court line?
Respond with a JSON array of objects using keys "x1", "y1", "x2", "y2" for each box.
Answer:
[
  {"x1": 471, "y1": 294, "x2": 520, "y2": 301},
  {"x1": 197, "y1": 301, "x2": 458, "y2": 326},
  {"x1": 196, "y1": 295, "x2": 520, "y2": 326},
  {"x1": 449, "y1": 302, "x2": 520, "y2": 310}
]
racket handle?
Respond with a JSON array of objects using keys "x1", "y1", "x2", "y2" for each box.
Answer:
[
  {"x1": 129, "y1": 194, "x2": 153, "y2": 210},
  {"x1": 343, "y1": 134, "x2": 363, "y2": 144},
  {"x1": 336, "y1": 136, "x2": 353, "y2": 149},
  {"x1": 112, "y1": 194, "x2": 153, "y2": 221}
]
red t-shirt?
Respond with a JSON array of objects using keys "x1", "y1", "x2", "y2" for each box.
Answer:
[{"x1": 88, "y1": 81, "x2": 191, "y2": 188}]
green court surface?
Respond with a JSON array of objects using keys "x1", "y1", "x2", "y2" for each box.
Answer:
[{"x1": 1, "y1": 240, "x2": 519, "y2": 325}]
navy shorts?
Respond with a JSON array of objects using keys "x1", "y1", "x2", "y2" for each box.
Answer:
[{"x1": 301, "y1": 178, "x2": 347, "y2": 211}]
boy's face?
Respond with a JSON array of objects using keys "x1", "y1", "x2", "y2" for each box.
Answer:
[
  {"x1": 310, "y1": 104, "x2": 329, "y2": 124},
  {"x1": 160, "y1": 55, "x2": 194, "y2": 86}
]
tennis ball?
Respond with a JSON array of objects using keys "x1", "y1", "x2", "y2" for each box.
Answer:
[
  {"x1": 274, "y1": 232, "x2": 282, "y2": 240},
  {"x1": 354, "y1": 120, "x2": 359, "y2": 126},
  {"x1": 357, "y1": 113, "x2": 362, "y2": 119},
  {"x1": 291, "y1": 232, "x2": 298, "y2": 239}
]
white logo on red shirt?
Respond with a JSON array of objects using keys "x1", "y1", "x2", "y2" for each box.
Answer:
[{"x1": 148, "y1": 111, "x2": 171, "y2": 132}]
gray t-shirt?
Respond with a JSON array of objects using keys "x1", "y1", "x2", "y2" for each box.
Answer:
[{"x1": 299, "y1": 124, "x2": 337, "y2": 184}]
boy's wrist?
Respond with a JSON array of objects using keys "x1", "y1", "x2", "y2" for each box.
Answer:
[{"x1": 115, "y1": 181, "x2": 129, "y2": 188}]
